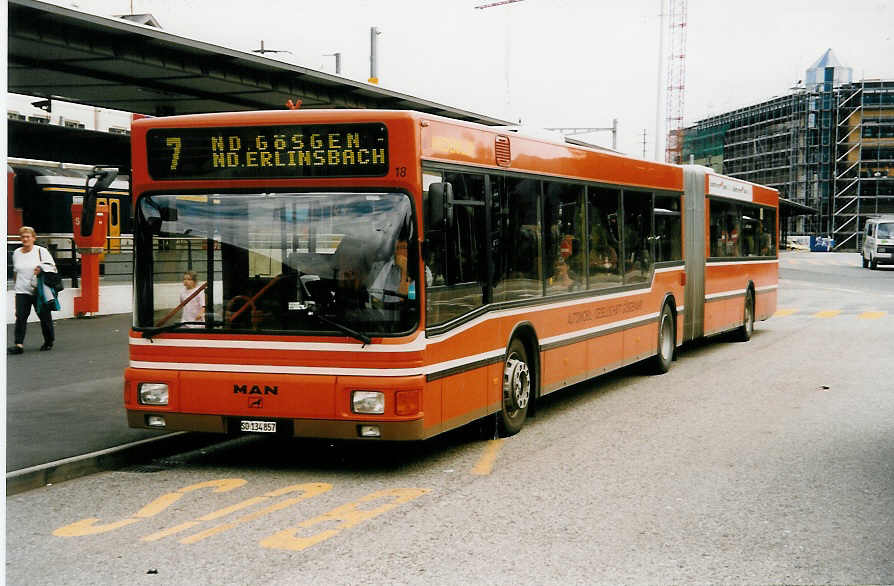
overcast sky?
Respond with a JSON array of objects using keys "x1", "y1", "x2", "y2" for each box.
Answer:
[{"x1": 35, "y1": 0, "x2": 894, "y2": 158}]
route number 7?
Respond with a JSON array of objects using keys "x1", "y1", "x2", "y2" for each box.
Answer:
[{"x1": 166, "y1": 137, "x2": 182, "y2": 171}]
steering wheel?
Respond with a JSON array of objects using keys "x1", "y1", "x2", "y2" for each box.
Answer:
[{"x1": 225, "y1": 295, "x2": 256, "y2": 325}]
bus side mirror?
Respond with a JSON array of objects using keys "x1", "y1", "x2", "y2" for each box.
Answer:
[
  {"x1": 81, "y1": 167, "x2": 119, "y2": 237},
  {"x1": 427, "y1": 182, "x2": 454, "y2": 229}
]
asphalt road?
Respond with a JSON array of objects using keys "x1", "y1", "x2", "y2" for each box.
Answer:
[
  {"x1": 5, "y1": 252, "x2": 894, "y2": 584},
  {"x1": 5, "y1": 313, "x2": 167, "y2": 471}
]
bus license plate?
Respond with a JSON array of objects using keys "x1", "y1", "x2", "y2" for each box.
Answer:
[{"x1": 240, "y1": 420, "x2": 276, "y2": 433}]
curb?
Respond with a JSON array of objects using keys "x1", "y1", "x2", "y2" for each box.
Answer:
[{"x1": 6, "y1": 432, "x2": 222, "y2": 496}]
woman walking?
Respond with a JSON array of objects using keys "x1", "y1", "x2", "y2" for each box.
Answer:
[{"x1": 9, "y1": 226, "x2": 57, "y2": 354}]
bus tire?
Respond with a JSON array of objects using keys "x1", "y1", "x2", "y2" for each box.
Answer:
[
  {"x1": 870, "y1": 256, "x2": 878, "y2": 270},
  {"x1": 498, "y1": 338, "x2": 532, "y2": 437},
  {"x1": 862, "y1": 254, "x2": 869, "y2": 268},
  {"x1": 651, "y1": 303, "x2": 675, "y2": 374},
  {"x1": 736, "y1": 289, "x2": 755, "y2": 342}
]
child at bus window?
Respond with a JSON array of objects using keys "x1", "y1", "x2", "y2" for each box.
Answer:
[{"x1": 180, "y1": 271, "x2": 205, "y2": 325}]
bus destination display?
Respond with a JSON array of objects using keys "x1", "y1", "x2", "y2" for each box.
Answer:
[{"x1": 146, "y1": 123, "x2": 388, "y2": 180}]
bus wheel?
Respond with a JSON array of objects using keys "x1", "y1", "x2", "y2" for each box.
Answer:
[
  {"x1": 499, "y1": 338, "x2": 532, "y2": 436},
  {"x1": 870, "y1": 256, "x2": 878, "y2": 270},
  {"x1": 736, "y1": 289, "x2": 755, "y2": 342},
  {"x1": 862, "y1": 255, "x2": 869, "y2": 268},
  {"x1": 651, "y1": 303, "x2": 675, "y2": 374}
]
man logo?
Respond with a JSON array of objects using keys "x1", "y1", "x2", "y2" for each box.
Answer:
[
  {"x1": 248, "y1": 397, "x2": 263, "y2": 408},
  {"x1": 233, "y1": 384, "x2": 279, "y2": 395}
]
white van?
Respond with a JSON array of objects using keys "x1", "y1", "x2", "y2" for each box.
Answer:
[{"x1": 862, "y1": 216, "x2": 894, "y2": 269}]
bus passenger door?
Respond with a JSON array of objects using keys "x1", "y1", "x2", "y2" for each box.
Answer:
[{"x1": 424, "y1": 171, "x2": 490, "y2": 425}]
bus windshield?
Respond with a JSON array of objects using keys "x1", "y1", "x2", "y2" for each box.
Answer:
[
  {"x1": 134, "y1": 191, "x2": 419, "y2": 337},
  {"x1": 878, "y1": 223, "x2": 893, "y2": 239}
]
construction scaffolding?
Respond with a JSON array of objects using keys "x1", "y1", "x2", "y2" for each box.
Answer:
[
  {"x1": 833, "y1": 79, "x2": 894, "y2": 250},
  {"x1": 682, "y1": 75, "x2": 894, "y2": 249}
]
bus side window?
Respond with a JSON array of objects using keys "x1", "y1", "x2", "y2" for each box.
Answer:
[
  {"x1": 741, "y1": 204, "x2": 760, "y2": 257},
  {"x1": 544, "y1": 181, "x2": 585, "y2": 295},
  {"x1": 587, "y1": 186, "x2": 622, "y2": 289},
  {"x1": 709, "y1": 199, "x2": 741, "y2": 258},
  {"x1": 424, "y1": 172, "x2": 487, "y2": 327},
  {"x1": 654, "y1": 194, "x2": 682, "y2": 262},
  {"x1": 760, "y1": 207, "x2": 776, "y2": 256},
  {"x1": 623, "y1": 190, "x2": 653, "y2": 284},
  {"x1": 493, "y1": 177, "x2": 542, "y2": 302}
]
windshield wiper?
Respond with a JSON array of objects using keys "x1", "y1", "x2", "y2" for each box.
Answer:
[
  {"x1": 141, "y1": 320, "x2": 225, "y2": 340},
  {"x1": 290, "y1": 272, "x2": 371, "y2": 345},
  {"x1": 296, "y1": 302, "x2": 371, "y2": 345},
  {"x1": 313, "y1": 312, "x2": 371, "y2": 345}
]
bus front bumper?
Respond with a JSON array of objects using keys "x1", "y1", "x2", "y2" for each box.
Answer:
[{"x1": 126, "y1": 410, "x2": 427, "y2": 441}]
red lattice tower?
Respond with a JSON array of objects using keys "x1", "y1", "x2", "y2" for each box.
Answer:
[{"x1": 664, "y1": 0, "x2": 687, "y2": 164}]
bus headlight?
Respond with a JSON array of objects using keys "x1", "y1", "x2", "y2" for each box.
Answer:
[
  {"x1": 352, "y1": 391, "x2": 385, "y2": 414},
  {"x1": 139, "y1": 383, "x2": 169, "y2": 405}
]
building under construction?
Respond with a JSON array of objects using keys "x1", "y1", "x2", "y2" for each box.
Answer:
[{"x1": 682, "y1": 50, "x2": 894, "y2": 250}]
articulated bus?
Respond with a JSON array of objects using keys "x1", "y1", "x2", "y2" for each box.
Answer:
[{"x1": 124, "y1": 110, "x2": 778, "y2": 440}]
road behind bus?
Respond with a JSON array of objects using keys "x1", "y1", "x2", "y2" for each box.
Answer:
[{"x1": 5, "y1": 312, "x2": 169, "y2": 472}]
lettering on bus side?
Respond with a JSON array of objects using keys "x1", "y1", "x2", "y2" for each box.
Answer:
[
  {"x1": 567, "y1": 300, "x2": 644, "y2": 325},
  {"x1": 233, "y1": 384, "x2": 279, "y2": 396}
]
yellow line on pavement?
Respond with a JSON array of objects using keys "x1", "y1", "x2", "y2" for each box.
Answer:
[
  {"x1": 858, "y1": 311, "x2": 887, "y2": 319},
  {"x1": 471, "y1": 439, "x2": 504, "y2": 476},
  {"x1": 813, "y1": 310, "x2": 841, "y2": 318},
  {"x1": 773, "y1": 308, "x2": 797, "y2": 317}
]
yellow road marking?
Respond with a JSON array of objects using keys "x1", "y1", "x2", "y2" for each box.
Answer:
[
  {"x1": 179, "y1": 483, "x2": 332, "y2": 544},
  {"x1": 471, "y1": 439, "x2": 504, "y2": 476},
  {"x1": 813, "y1": 310, "x2": 841, "y2": 318},
  {"x1": 54, "y1": 478, "x2": 246, "y2": 537},
  {"x1": 141, "y1": 482, "x2": 331, "y2": 543},
  {"x1": 197, "y1": 497, "x2": 268, "y2": 522},
  {"x1": 141, "y1": 521, "x2": 200, "y2": 542},
  {"x1": 813, "y1": 309, "x2": 841, "y2": 318},
  {"x1": 260, "y1": 487, "x2": 430, "y2": 551},
  {"x1": 859, "y1": 311, "x2": 887, "y2": 319},
  {"x1": 773, "y1": 308, "x2": 797, "y2": 317}
]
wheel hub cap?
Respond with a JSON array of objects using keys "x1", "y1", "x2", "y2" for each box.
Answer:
[{"x1": 503, "y1": 357, "x2": 530, "y2": 411}]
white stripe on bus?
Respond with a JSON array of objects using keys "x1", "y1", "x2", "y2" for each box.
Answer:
[
  {"x1": 129, "y1": 332, "x2": 427, "y2": 352},
  {"x1": 706, "y1": 259, "x2": 779, "y2": 267},
  {"x1": 131, "y1": 346, "x2": 507, "y2": 377}
]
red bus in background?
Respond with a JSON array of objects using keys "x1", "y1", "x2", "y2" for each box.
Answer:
[{"x1": 123, "y1": 109, "x2": 777, "y2": 440}]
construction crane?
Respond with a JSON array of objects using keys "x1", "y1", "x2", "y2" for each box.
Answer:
[{"x1": 663, "y1": 0, "x2": 687, "y2": 164}]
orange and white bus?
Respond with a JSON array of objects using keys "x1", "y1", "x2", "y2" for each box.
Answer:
[{"x1": 123, "y1": 109, "x2": 778, "y2": 440}]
